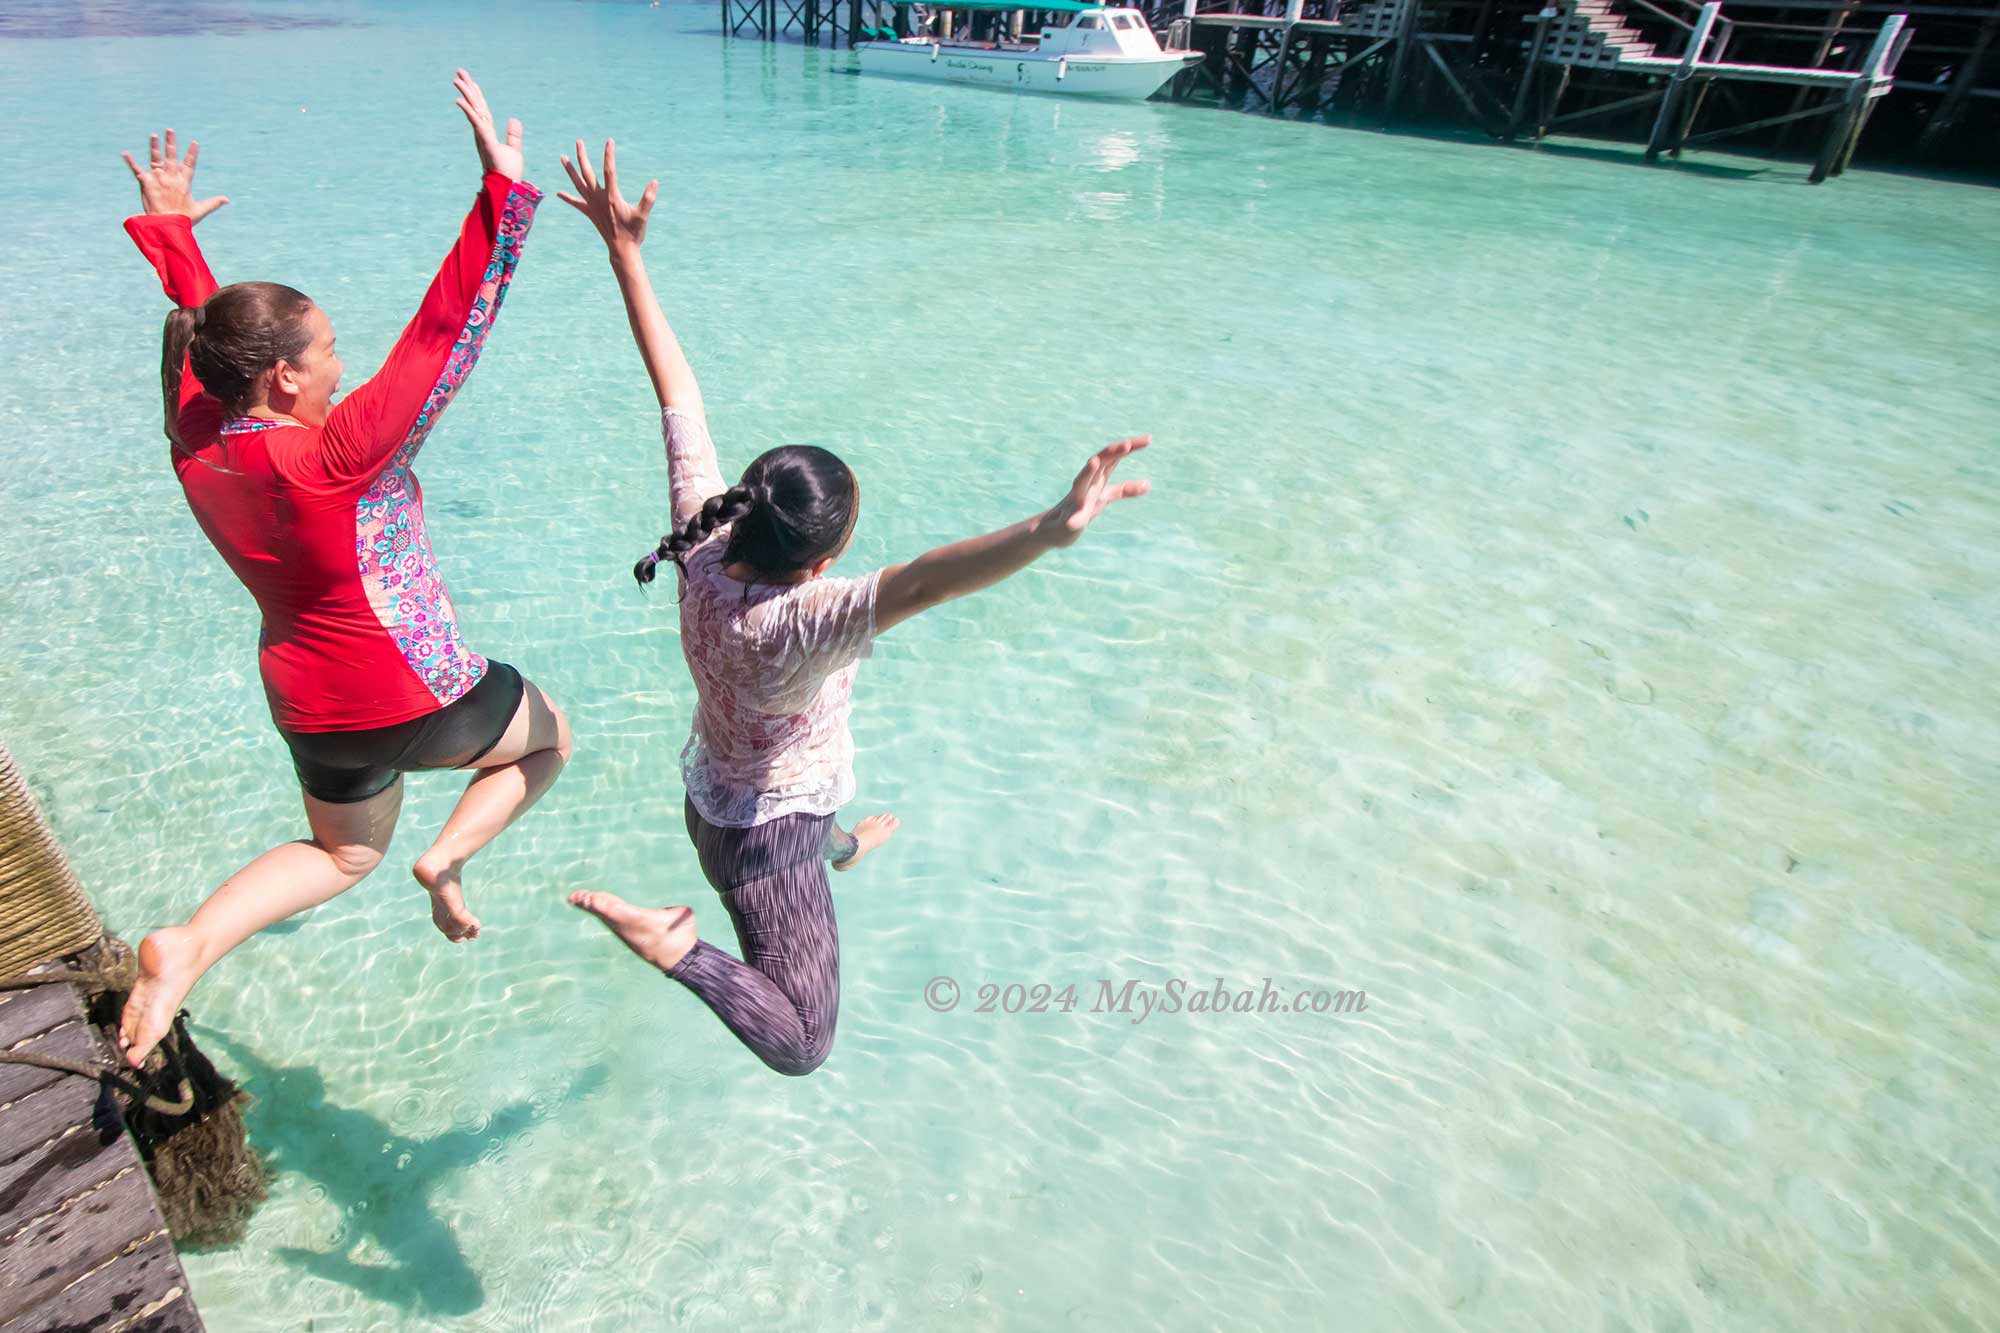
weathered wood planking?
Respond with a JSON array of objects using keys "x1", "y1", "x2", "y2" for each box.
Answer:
[
  {"x1": 0, "y1": 978, "x2": 204, "y2": 1332},
  {"x1": 0, "y1": 985, "x2": 98, "y2": 1113}
]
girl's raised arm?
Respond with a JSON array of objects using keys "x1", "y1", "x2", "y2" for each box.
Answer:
[
  {"x1": 871, "y1": 435, "x2": 1153, "y2": 636},
  {"x1": 559, "y1": 139, "x2": 722, "y2": 529}
]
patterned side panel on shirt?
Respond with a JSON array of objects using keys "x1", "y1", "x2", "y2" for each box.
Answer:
[{"x1": 355, "y1": 181, "x2": 541, "y2": 704}]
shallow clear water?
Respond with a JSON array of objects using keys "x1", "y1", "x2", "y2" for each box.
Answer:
[{"x1": 3, "y1": 2, "x2": 1998, "y2": 1329}]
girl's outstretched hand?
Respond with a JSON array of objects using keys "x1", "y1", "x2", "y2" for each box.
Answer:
[
  {"x1": 1043, "y1": 436, "x2": 1152, "y2": 548},
  {"x1": 558, "y1": 138, "x2": 658, "y2": 255},
  {"x1": 120, "y1": 129, "x2": 228, "y2": 224},
  {"x1": 454, "y1": 68, "x2": 524, "y2": 182}
]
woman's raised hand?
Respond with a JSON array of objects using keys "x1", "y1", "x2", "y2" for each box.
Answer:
[
  {"x1": 454, "y1": 68, "x2": 524, "y2": 182},
  {"x1": 1042, "y1": 436, "x2": 1153, "y2": 548},
  {"x1": 120, "y1": 129, "x2": 228, "y2": 225},
  {"x1": 558, "y1": 139, "x2": 658, "y2": 255}
]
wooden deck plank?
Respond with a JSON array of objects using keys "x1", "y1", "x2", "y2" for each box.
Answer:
[
  {"x1": 0, "y1": 1028, "x2": 101, "y2": 1152},
  {"x1": 0, "y1": 1107, "x2": 129, "y2": 1253},
  {"x1": 0, "y1": 979, "x2": 203, "y2": 1333},
  {"x1": 0, "y1": 985, "x2": 87, "y2": 1046},
  {"x1": 0, "y1": 1064, "x2": 102, "y2": 1177},
  {"x1": 0, "y1": 1230, "x2": 199, "y2": 1333},
  {"x1": 0, "y1": 1169, "x2": 159, "y2": 1323}
]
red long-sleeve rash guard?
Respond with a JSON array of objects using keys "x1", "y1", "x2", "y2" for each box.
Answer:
[{"x1": 126, "y1": 172, "x2": 541, "y2": 732}]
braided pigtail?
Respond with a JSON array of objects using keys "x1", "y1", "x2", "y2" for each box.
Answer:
[{"x1": 633, "y1": 485, "x2": 761, "y2": 590}]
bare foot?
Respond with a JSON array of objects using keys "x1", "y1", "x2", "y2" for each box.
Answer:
[
  {"x1": 832, "y1": 813, "x2": 900, "y2": 872},
  {"x1": 568, "y1": 891, "x2": 697, "y2": 972},
  {"x1": 413, "y1": 854, "x2": 480, "y2": 943},
  {"x1": 120, "y1": 927, "x2": 205, "y2": 1068}
]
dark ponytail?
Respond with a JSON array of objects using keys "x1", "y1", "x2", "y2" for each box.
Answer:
[
  {"x1": 160, "y1": 282, "x2": 315, "y2": 446},
  {"x1": 633, "y1": 444, "x2": 859, "y2": 594},
  {"x1": 161, "y1": 305, "x2": 200, "y2": 448}
]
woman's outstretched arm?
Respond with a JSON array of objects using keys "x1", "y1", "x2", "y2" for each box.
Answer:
[
  {"x1": 871, "y1": 435, "x2": 1153, "y2": 636},
  {"x1": 559, "y1": 138, "x2": 721, "y2": 528},
  {"x1": 319, "y1": 70, "x2": 540, "y2": 480}
]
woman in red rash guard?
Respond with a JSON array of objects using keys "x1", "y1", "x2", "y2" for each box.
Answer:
[{"x1": 115, "y1": 71, "x2": 569, "y2": 1067}]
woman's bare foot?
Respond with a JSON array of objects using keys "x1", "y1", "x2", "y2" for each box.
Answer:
[
  {"x1": 832, "y1": 813, "x2": 900, "y2": 872},
  {"x1": 568, "y1": 891, "x2": 697, "y2": 972},
  {"x1": 120, "y1": 927, "x2": 206, "y2": 1068},
  {"x1": 413, "y1": 854, "x2": 480, "y2": 942}
]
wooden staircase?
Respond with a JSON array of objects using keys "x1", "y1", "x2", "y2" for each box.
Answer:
[{"x1": 1528, "y1": 0, "x2": 1663, "y2": 68}]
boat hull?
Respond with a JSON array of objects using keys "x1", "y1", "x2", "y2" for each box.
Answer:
[{"x1": 855, "y1": 40, "x2": 1201, "y2": 99}]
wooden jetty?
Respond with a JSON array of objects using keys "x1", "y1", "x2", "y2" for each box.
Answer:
[
  {"x1": 1, "y1": 739, "x2": 208, "y2": 1333},
  {"x1": 0, "y1": 976, "x2": 203, "y2": 1332},
  {"x1": 1165, "y1": 0, "x2": 1919, "y2": 177},
  {"x1": 713, "y1": 0, "x2": 1998, "y2": 176},
  {"x1": 1166, "y1": 0, "x2": 1993, "y2": 173}
]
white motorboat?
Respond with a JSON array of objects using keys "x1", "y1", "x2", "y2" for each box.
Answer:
[{"x1": 855, "y1": 5, "x2": 1204, "y2": 100}]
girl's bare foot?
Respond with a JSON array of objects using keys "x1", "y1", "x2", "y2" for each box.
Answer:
[
  {"x1": 832, "y1": 813, "x2": 900, "y2": 872},
  {"x1": 413, "y1": 854, "x2": 480, "y2": 942},
  {"x1": 568, "y1": 891, "x2": 697, "y2": 972},
  {"x1": 120, "y1": 927, "x2": 205, "y2": 1068}
]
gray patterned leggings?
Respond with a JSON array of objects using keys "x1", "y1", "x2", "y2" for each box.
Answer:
[{"x1": 667, "y1": 795, "x2": 860, "y2": 1077}]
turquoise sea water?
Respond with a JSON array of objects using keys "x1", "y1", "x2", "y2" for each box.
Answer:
[{"x1": 3, "y1": 2, "x2": 1999, "y2": 1329}]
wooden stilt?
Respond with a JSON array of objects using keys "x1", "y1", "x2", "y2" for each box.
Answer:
[
  {"x1": 1831, "y1": 17, "x2": 1908, "y2": 175},
  {"x1": 1301, "y1": 32, "x2": 1329, "y2": 113},
  {"x1": 1778, "y1": 0, "x2": 1856, "y2": 152},
  {"x1": 1808, "y1": 82, "x2": 1864, "y2": 182},
  {"x1": 1671, "y1": 19, "x2": 1731, "y2": 156},
  {"x1": 1508, "y1": 12, "x2": 1551, "y2": 139},
  {"x1": 1198, "y1": 25, "x2": 1228, "y2": 98},
  {"x1": 1536, "y1": 58, "x2": 1571, "y2": 138},
  {"x1": 1271, "y1": 0, "x2": 1304, "y2": 110},
  {"x1": 1224, "y1": 23, "x2": 1260, "y2": 103},
  {"x1": 1816, "y1": 14, "x2": 1904, "y2": 179},
  {"x1": 1384, "y1": 0, "x2": 1422, "y2": 121},
  {"x1": 1646, "y1": 1, "x2": 1719, "y2": 160}
]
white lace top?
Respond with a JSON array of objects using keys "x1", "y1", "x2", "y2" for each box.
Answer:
[{"x1": 664, "y1": 407, "x2": 881, "y2": 828}]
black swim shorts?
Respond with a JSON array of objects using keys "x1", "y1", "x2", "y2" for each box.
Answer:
[{"x1": 277, "y1": 661, "x2": 527, "y2": 804}]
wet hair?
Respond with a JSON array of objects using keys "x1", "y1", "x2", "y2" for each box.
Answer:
[
  {"x1": 161, "y1": 281, "x2": 315, "y2": 446},
  {"x1": 635, "y1": 444, "x2": 858, "y2": 593}
]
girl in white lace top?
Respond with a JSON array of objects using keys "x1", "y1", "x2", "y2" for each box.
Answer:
[
  {"x1": 657, "y1": 405, "x2": 884, "y2": 829},
  {"x1": 557, "y1": 141, "x2": 1151, "y2": 1077}
]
